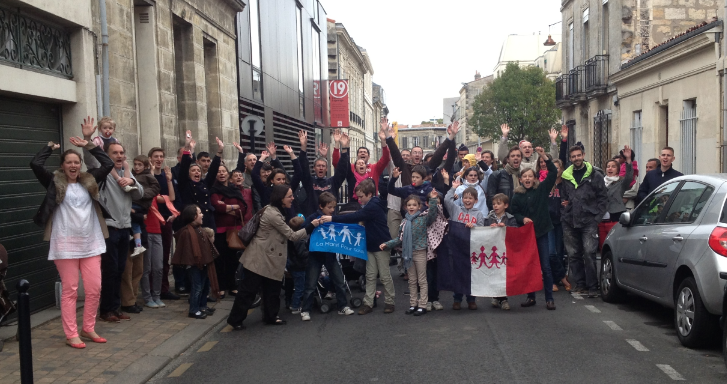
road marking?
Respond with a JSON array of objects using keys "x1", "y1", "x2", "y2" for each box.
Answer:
[
  {"x1": 197, "y1": 341, "x2": 218, "y2": 352},
  {"x1": 603, "y1": 321, "x2": 622, "y2": 330},
  {"x1": 167, "y1": 363, "x2": 193, "y2": 377},
  {"x1": 571, "y1": 293, "x2": 584, "y2": 300},
  {"x1": 626, "y1": 339, "x2": 649, "y2": 351},
  {"x1": 585, "y1": 305, "x2": 601, "y2": 313},
  {"x1": 656, "y1": 364, "x2": 685, "y2": 381}
]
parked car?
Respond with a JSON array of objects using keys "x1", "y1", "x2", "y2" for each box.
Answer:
[{"x1": 600, "y1": 175, "x2": 727, "y2": 348}]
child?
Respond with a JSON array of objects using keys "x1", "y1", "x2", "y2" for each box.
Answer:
[
  {"x1": 130, "y1": 155, "x2": 160, "y2": 257},
  {"x1": 444, "y1": 180, "x2": 485, "y2": 310},
  {"x1": 387, "y1": 165, "x2": 433, "y2": 206},
  {"x1": 454, "y1": 166, "x2": 489, "y2": 214},
  {"x1": 300, "y1": 192, "x2": 354, "y2": 321},
  {"x1": 380, "y1": 191, "x2": 439, "y2": 316},
  {"x1": 511, "y1": 147, "x2": 557, "y2": 311},
  {"x1": 171, "y1": 205, "x2": 220, "y2": 319},
  {"x1": 483, "y1": 193, "x2": 518, "y2": 228},
  {"x1": 94, "y1": 117, "x2": 137, "y2": 193},
  {"x1": 321, "y1": 180, "x2": 394, "y2": 315},
  {"x1": 285, "y1": 216, "x2": 308, "y2": 314}
]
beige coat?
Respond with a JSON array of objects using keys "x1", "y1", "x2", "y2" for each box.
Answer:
[{"x1": 239, "y1": 207, "x2": 309, "y2": 281}]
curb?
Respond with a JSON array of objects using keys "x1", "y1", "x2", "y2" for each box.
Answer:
[
  {"x1": 105, "y1": 300, "x2": 232, "y2": 384},
  {"x1": 0, "y1": 302, "x2": 84, "y2": 342}
]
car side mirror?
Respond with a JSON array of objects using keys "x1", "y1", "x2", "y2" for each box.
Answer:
[{"x1": 619, "y1": 212, "x2": 632, "y2": 227}]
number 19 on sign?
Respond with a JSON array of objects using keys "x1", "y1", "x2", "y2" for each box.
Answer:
[{"x1": 329, "y1": 80, "x2": 350, "y2": 128}]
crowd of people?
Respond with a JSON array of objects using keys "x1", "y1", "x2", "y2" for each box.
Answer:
[{"x1": 32, "y1": 114, "x2": 685, "y2": 344}]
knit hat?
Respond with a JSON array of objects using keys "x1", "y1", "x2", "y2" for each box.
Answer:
[
  {"x1": 458, "y1": 144, "x2": 469, "y2": 152},
  {"x1": 463, "y1": 154, "x2": 476, "y2": 166}
]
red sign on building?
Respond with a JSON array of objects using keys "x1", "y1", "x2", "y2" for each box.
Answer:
[{"x1": 329, "y1": 80, "x2": 350, "y2": 128}]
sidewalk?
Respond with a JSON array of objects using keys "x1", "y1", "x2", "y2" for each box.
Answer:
[{"x1": 0, "y1": 296, "x2": 232, "y2": 384}]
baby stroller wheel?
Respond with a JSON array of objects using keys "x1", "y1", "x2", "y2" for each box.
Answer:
[
  {"x1": 320, "y1": 303, "x2": 331, "y2": 313},
  {"x1": 350, "y1": 297, "x2": 362, "y2": 308}
]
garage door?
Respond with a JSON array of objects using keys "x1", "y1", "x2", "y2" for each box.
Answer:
[{"x1": 0, "y1": 96, "x2": 62, "y2": 315}]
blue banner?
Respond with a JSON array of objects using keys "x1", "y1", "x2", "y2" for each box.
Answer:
[{"x1": 310, "y1": 222, "x2": 368, "y2": 260}]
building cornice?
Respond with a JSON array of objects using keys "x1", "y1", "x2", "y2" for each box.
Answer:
[
  {"x1": 336, "y1": 24, "x2": 371, "y2": 74},
  {"x1": 610, "y1": 33, "x2": 714, "y2": 84},
  {"x1": 615, "y1": 63, "x2": 716, "y2": 99}
]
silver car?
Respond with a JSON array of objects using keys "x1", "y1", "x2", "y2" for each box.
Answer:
[{"x1": 600, "y1": 174, "x2": 727, "y2": 348}]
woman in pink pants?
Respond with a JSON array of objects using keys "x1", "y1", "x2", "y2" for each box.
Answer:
[{"x1": 30, "y1": 117, "x2": 114, "y2": 349}]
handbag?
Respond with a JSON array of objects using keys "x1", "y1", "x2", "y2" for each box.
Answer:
[
  {"x1": 238, "y1": 206, "x2": 268, "y2": 246},
  {"x1": 226, "y1": 208, "x2": 245, "y2": 250}
]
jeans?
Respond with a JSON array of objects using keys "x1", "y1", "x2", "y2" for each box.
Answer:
[
  {"x1": 187, "y1": 266, "x2": 209, "y2": 315},
  {"x1": 364, "y1": 250, "x2": 395, "y2": 307},
  {"x1": 141, "y1": 233, "x2": 163, "y2": 302},
  {"x1": 284, "y1": 260, "x2": 306, "y2": 309},
  {"x1": 228, "y1": 268, "x2": 283, "y2": 325},
  {"x1": 100, "y1": 228, "x2": 130, "y2": 314},
  {"x1": 527, "y1": 233, "x2": 554, "y2": 302},
  {"x1": 548, "y1": 224, "x2": 566, "y2": 283},
  {"x1": 301, "y1": 252, "x2": 348, "y2": 312},
  {"x1": 173, "y1": 265, "x2": 189, "y2": 293},
  {"x1": 426, "y1": 258, "x2": 439, "y2": 302},
  {"x1": 453, "y1": 293, "x2": 475, "y2": 303},
  {"x1": 564, "y1": 221, "x2": 599, "y2": 290},
  {"x1": 131, "y1": 204, "x2": 143, "y2": 235}
]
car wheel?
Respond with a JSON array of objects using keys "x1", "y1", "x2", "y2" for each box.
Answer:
[
  {"x1": 722, "y1": 322, "x2": 727, "y2": 368},
  {"x1": 674, "y1": 277, "x2": 719, "y2": 348},
  {"x1": 600, "y1": 251, "x2": 626, "y2": 303}
]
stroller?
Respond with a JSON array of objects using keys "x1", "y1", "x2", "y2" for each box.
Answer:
[{"x1": 313, "y1": 256, "x2": 363, "y2": 313}]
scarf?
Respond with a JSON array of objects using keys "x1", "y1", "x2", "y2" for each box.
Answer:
[
  {"x1": 504, "y1": 163, "x2": 521, "y2": 190},
  {"x1": 400, "y1": 211, "x2": 422, "y2": 270},
  {"x1": 604, "y1": 175, "x2": 620, "y2": 187},
  {"x1": 426, "y1": 204, "x2": 447, "y2": 260},
  {"x1": 538, "y1": 169, "x2": 548, "y2": 182},
  {"x1": 210, "y1": 181, "x2": 245, "y2": 201}
]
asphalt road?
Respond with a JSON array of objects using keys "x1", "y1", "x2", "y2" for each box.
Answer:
[{"x1": 149, "y1": 267, "x2": 726, "y2": 384}]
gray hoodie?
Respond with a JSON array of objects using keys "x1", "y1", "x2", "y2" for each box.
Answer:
[
  {"x1": 84, "y1": 148, "x2": 143, "y2": 229},
  {"x1": 444, "y1": 188, "x2": 485, "y2": 227}
]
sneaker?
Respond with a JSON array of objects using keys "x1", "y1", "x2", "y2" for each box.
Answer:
[
  {"x1": 154, "y1": 300, "x2": 166, "y2": 308},
  {"x1": 491, "y1": 298, "x2": 501, "y2": 308},
  {"x1": 426, "y1": 302, "x2": 433, "y2": 311},
  {"x1": 413, "y1": 308, "x2": 427, "y2": 316},
  {"x1": 338, "y1": 307, "x2": 354, "y2": 316},
  {"x1": 324, "y1": 292, "x2": 335, "y2": 300},
  {"x1": 188, "y1": 311, "x2": 207, "y2": 319},
  {"x1": 432, "y1": 301, "x2": 444, "y2": 311},
  {"x1": 587, "y1": 289, "x2": 599, "y2": 298},
  {"x1": 301, "y1": 312, "x2": 311, "y2": 321},
  {"x1": 123, "y1": 185, "x2": 138, "y2": 193},
  {"x1": 145, "y1": 301, "x2": 159, "y2": 308},
  {"x1": 358, "y1": 305, "x2": 373, "y2": 315},
  {"x1": 160, "y1": 292, "x2": 180, "y2": 300},
  {"x1": 130, "y1": 246, "x2": 146, "y2": 257},
  {"x1": 500, "y1": 300, "x2": 511, "y2": 310},
  {"x1": 291, "y1": 308, "x2": 301, "y2": 315}
]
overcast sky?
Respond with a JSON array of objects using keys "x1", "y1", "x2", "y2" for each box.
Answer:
[{"x1": 322, "y1": 0, "x2": 562, "y2": 125}]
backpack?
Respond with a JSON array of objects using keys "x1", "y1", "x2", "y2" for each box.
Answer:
[{"x1": 238, "y1": 206, "x2": 268, "y2": 246}]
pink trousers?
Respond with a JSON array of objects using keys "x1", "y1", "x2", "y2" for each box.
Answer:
[{"x1": 54, "y1": 256, "x2": 101, "y2": 339}]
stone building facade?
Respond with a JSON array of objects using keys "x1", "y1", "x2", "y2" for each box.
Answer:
[
  {"x1": 556, "y1": 0, "x2": 721, "y2": 171},
  {"x1": 457, "y1": 72, "x2": 494, "y2": 151},
  {"x1": 396, "y1": 124, "x2": 449, "y2": 152}
]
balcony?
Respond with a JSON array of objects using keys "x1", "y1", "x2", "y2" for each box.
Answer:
[
  {"x1": 585, "y1": 55, "x2": 608, "y2": 97},
  {"x1": 555, "y1": 75, "x2": 569, "y2": 107},
  {"x1": 567, "y1": 65, "x2": 586, "y2": 102}
]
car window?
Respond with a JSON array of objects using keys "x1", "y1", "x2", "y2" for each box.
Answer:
[
  {"x1": 659, "y1": 182, "x2": 713, "y2": 224},
  {"x1": 632, "y1": 182, "x2": 680, "y2": 225}
]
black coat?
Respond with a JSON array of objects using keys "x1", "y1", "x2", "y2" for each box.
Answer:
[
  {"x1": 177, "y1": 151, "x2": 220, "y2": 232},
  {"x1": 636, "y1": 166, "x2": 683, "y2": 204},
  {"x1": 487, "y1": 169, "x2": 517, "y2": 211}
]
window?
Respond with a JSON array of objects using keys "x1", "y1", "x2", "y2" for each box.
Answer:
[
  {"x1": 296, "y1": 6, "x2": 305, "y2": 118},
  {"x1": 601, "y1": 2, "x2": 609, "y2": 54},
  {"x1": 568, "y1": 23, "x2": 574, "y2": 70},
  {"x1": 582, "y1": 13, "x2": 589, "y2": 61},
  {"x1": 312, "y1": 27, "x2": 322, "y2": 124},
  {"x1": 631, "y1": 111, "x2": 642, "y2": 173},
  {"x1": 680, "y1": 100, "x2": 697, "y2": 174},
  {"x1": 312, "y1": 1, "x2": 319, "y2": 24},
  {"x1": 661, "y1": 182, "x2": 713, "y2": 223},
  {"x1": 401, "y1": 136, "x2": 408, "y2": 149},
  {"x1": 249, "y1": 0, "x2": 263, "y2": 100},
  {"x1": 631, "y1": 182, "x2": 680, "y2": 225}
]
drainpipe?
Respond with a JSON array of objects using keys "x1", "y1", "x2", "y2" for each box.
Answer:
[
  {"x1": 99, "y1": 0, "x2": 110, "y2": 116},
  {"x1": 723, "y1": 3, "x2": 727, "y2": 172}
]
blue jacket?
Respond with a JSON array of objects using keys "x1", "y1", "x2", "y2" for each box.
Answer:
[
  {"x1": 332, "y1": 196, "x2": 389, "y2": 252},
  {"x1": 636, "y1": 166, "x2": 683, "y2": 204},
  {"x1": 387, "y1": 178, "x2": 434, "y2": 206}
]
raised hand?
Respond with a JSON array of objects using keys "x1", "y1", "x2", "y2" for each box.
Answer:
[
  {"x1": 164, "y1": 166, "x2": 173, "y2": 181},
  {"x1": 440, "y1": 168, "x2": 449, "y2": 182},
  {"x1": 69, "y1": 137, "x2": 88, "y2": 148},
  {"x1": 298, "y1": 130, "x2": 308, "y2": 150},
  {"x1": 379, "y1": 117, "x2": 389, "y2": 141},
  {"x1": 283, "y1": 145, "x2": 294, "y2": 154},
  {"x1": 452, "y1": 178, "x2": 461, "y2": 189},
  {"x1": 622, "y1": 145, "x2": 632, "y2": 163},
  {"x1": 449, "y1": 120, "x2": 460, "y2": 139},
  {"x1": 318, "y1": 142, "x2": 329, "y2": 157},
  {"x1": 387, "y1": 124, "x2": 397, "y2": 140},
  {"x1": 500, "y1": 123, "x2": 510, "y2": 138},
  {"x1": 260, "y1": 150, "x2": 269, "y2": 161},
  {"x1": 391, "y1": 167, "x2": 401, "y2": 178},
  {"x1": 549, "y1": 128, "x2": 558, "y2": 143},
  {"x1": 81, "y1": 116, "x2": 96, "y2": 139},
  {"x1": 48, "y1": 141, "x2": 61, "y2": 150},
  {"x1": 340, "y1": 132, "x2": 350, "y2": 147},
  {"x1": 474, "y1": 150, "x2": 482, "y2": 162},
  {"x1": 232, "y1": 142, "x2": 243, "y2": 153},
  {"x1": 534, "y1": 146, "x2": 545, "y2": 157},
  {"x1": 332, "y1": 129, "x2": 342, "y2": 145},
  {"x1": 184, "y1": 130, "x2": 193, "y2": 148},
  {"x1": 429, "y1": 189, "x2": 438, "y2": 199},
  {"x1": 189, "y1": 139, "x2": 196, "y2": 153},
  {"x1": 560, "y1": 125, "x2": 568, "y2": 141},
  {"x1": 266, "y1": 142, "x2": 277, "y2": 159},
  {"x1": 216, "y1": 137, "x2": 224, "y2": 154}
]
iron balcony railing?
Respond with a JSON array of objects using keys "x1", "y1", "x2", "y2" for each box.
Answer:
[
  {"x1": 585, "y1": 55, "x2": 608, "y2": 94},
  {"x1": 555, "y1": 75, "x2": 569, "y2": 103}
]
